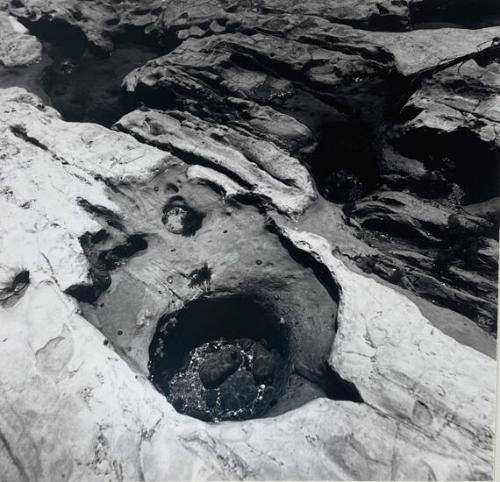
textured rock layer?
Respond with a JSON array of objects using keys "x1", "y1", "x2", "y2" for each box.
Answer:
[{"x1": 0, "y1": 1, "x2": 498, "y2": 481}]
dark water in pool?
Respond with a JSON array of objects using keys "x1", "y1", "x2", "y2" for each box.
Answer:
[{"x1": 0, "y1": 42, "x2": 158, "y2": 126}]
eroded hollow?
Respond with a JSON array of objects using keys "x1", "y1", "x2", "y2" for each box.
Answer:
[
  {"x1": 148, "y1": 296, "x2": 291, "y2": 422},
  {"x1": 162, "y1": 196, "x2": 204, "y2": 236}
]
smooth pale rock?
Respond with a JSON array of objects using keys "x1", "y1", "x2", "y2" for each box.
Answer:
[
  {"x1": 0, "y1": 207, "x2": 494, "y2": 479},
  {"x1": 0, "y1": 13, "x2": 42, "y2": 66},
  {"x1": 277, "y1": 226, "x2": 496, "y2": 479},
  {"x1": 117, "y1": 108, "x2": 316, "y2": 216},
  {"x1": 367, "y1": 26, "x2": 500, "y2": 75},
  {"x1": 0, "y1": 87, "x2": 167, "y2": 293},
  {"x1": 393, "y1": 58, "x2": 500, "y2": 146},
  {"x1": 0, "y1": 87, "x2": 496, "y2": 480}
]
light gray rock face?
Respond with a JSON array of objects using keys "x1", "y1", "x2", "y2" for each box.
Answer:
[
  {"x1": 116, "y1": 108, "x2": 316, "y2": 216},
  {"x1": 0, "y1": 0, "x2": 498, "y2": 479},
  {"x1": 0, "y1": 13, "x2": 41, "y2": 66},
  {"x1": 152, "y1": 0, "x2": 500, "y2": 36},
  {"x1": 0, "y1": 88, "x2": 496, "y2": 480}
]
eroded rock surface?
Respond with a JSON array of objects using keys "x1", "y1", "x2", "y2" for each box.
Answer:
[
  {"x1": 2, "y1": 0, "x2": 164, "y2": 54},
  {"x1": 0, "y1": 13, "x2": 41, "y2": 67},
  {"x1": 0, "y1": 0, "x2": 498, "y2": 480}
]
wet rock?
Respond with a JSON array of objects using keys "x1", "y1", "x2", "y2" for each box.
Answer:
[
  {"x1": 219, "y1": 370, "x2": 258, "y2": 413},
  {"x1": 388, "y1": 57, "x2": 500, "y2": 205},
  {"x1": 205, "y1": 389, "x2": 218, "y2": 408},
  {"x1": 348, "y1": 191, "x2": 498, "y2": 329},
  {"x1": 199, "y1": 346, "x2": 242, "y2": 389},
  {"x1": 153, "y1": 0, "x2": 411, "y2": 36},
  {"x1": 252, "y1": 344, "x2": 276, "y2": 384},
  {"x1": 323, "y1": 169, "x2": 364, "y2": 203}
]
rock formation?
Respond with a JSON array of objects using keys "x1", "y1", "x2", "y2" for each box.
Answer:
[{"x1": 0, "y1": 0, "x2": 498, "y2": 480}]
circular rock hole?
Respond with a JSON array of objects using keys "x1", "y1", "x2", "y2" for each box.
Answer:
[
  {"x1": 162, "y1": 196, "x2": 204, "y2": 236},
  {"x1": 148, "y1": 296, "x2": 290, "y2": 422}
]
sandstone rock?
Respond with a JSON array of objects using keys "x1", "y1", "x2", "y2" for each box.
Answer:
[
  {"x1": 153, "y1": 0, "x2": 499, "y2": 40},
  {"x1": 5, "y1": 0, "x2": 163, "y2": 53},
  {"x1": 154, "y1": 0, "x2": 411, "y2": 35},
  {"x1": 346, "y1": 191, "x2": 498, "y2": 329},
  {"x1": 277, "y1": 226, "x2": 496, "y2": 479},
  {"x1": 116, "y1": 108, "x2": 316, "y2": 216},
  {"x1": 0, "y1": 0, "x2": 498, "y2": 478},
  {"x1": 367, "y1": 25, "x2": 500, "y2": 75},
  {"x1": 0, "y1": 13, "x2": 41, "y2": 66}
]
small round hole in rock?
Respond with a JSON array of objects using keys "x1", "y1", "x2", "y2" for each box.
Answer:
[
  {"x1": 148, "y1": 296, "x2": 290, "y2": 422},
  {"x1": 162, "y1": 197, "x2": 204, "y2": 236}
]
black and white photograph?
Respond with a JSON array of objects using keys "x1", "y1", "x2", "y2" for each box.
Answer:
[{"x1": 0, "y1": 0, "x2": 498, "y2": 480}]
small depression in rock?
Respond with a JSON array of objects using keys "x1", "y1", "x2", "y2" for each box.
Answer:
[
  {"x1": 162, "y1": 197, "x2": 204, "y2": 236},
  {"x1": 148, "y1": 296, "x2": 291, "y2": 422}
]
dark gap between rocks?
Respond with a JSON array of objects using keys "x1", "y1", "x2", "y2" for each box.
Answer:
[
  {"x1": 410, "y1": 0, "x2": 500, "y2": 29},
  {"x1": 392, "y1": 127, "x2": 500, "y2": 204},
  {"x1": 307, "y1": 120, "x2": 381, "y2": 204},
  {"x1": 0, "y1": 270, "x2": 30, "y2": 307}
]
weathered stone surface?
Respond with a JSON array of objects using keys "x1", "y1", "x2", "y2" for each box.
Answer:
[
  {"x1": 154, "y1": 0, "x2": 411, "y2": 34},
  {"x1": 0, "y1": 13, "x2": 41, "y2": 66},
  {"x1": 345, "y1": 191, "x2": 498, "y2": 330},
  {"x1": 4, "y1": 0, "x2": 163, "y2": 53},
  {"x1": 120, "y1": 8, "x2": 499, "y2": 330},
  {"x1": 0, "y1": 0, "x2": 498, "y2": 478},
  {"x1": 0, "y1": 86, "x2": 496, "y2": 479},
  {"x1": 116, "y1": 108, "x2": 316, "y2": 216},
  {"x1": 367, "y1": 26, "x2": 500, "y2": 75},
  {"x1": 153, "y1": 0, "x2": 500, "y2": 39},
  {"x1": 277, "y1": 226, "x2": 496, "y2": 480}
]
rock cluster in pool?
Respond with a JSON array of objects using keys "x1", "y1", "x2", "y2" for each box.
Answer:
[{"x1": 162, "y1": 338, "x2": 282, "y2": 422}]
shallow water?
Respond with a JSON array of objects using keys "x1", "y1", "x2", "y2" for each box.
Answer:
[
  {"x1": 0, "y1": 42, "x2": 158, "y2": 126},
  {"x1": 0, "y1": 50, "x2": 52, "y2": 103}
]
